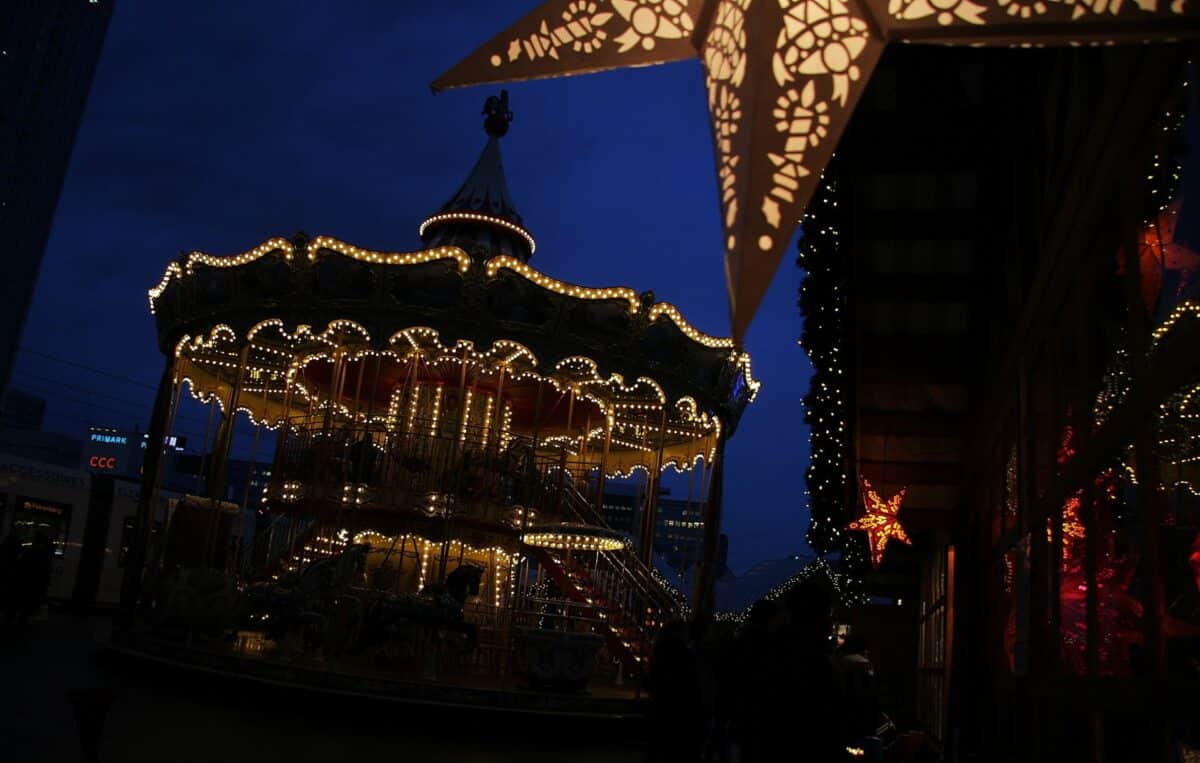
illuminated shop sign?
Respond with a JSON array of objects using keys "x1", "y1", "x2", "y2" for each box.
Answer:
[
  {"x1": 13, "y1": 495, "x2": 72, "y2": 557},
  {"x1": 19, "y1": 496, "x2": 66, "y2": 515},
  {"x1": 90, "y1": 432, "x2": 127, "y2": 445},
  {"x1": 88, "y1": 455, "x2": 118, "y2": 470},
  {"x1": 140, "y1": 433, "x2": 186, "y2": 451}
]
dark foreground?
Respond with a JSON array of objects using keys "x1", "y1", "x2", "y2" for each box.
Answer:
[{"x1": 4, "y1": 611, "x2": 647, "y2": 762}]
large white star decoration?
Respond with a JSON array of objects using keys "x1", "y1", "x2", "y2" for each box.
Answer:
[
  {"x1": 434, "y1": 0, "x2": 1197, "y2": 340},
  {"x1": 849, "y1": 477, "x2": 911, "y2": 567}
]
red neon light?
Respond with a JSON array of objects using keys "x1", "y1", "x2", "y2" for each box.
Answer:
[{"x1": 88, "y1": 455, "x2": 117, "y2": 470}]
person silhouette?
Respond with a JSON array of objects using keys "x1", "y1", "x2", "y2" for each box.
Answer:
[
  {"x1": 0, "y1": 531, "x2": 22, "y2": 620},
  {"x1": 758, "y1": 579, "x2": 843, "y2": 761},
  {"x1": 729, "y1": 598, "x2": 779, "y2": 763},
  {"x1": 15, "y1": 531, "x2": 54, "y2": 622},
  {"x1": 646, "y1": 619, "x2": 705, "y2": 763},
  {"x1": 839, "y1": 633, "x2": 880, "y2": 749}
]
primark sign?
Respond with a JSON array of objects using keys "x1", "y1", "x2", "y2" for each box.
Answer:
[{"x1": 85, "y1": 427, "x2": 186, "y2": 477}]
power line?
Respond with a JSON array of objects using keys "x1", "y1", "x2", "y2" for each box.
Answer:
[
  {"x1": 17, "y1": 347, "x2": 159, "y2": 391},
  {"x1": 11, "y1": 370, "x2": 209, "y2": 426},
  {"x1": 38, "y1": 407, "x2": 210, "y2": 443},
  {"x1": 35, "y1": 408, "x2": 254, "y2": 455}
]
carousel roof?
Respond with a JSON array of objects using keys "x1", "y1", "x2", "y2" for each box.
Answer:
[
  {"x1": 419, "y1": 90, "x2": 535, "y2": 262},
  {"x1": 147, "y1": 96, "x2": 759, "y2": 435}
]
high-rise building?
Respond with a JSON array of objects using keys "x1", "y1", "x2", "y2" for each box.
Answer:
[
  {"x1": 0, "y1": 0, "x2": 115, "y2": 400},
  {"x1": 600, "y1": 481, "x2": 707, "y2": 574}
]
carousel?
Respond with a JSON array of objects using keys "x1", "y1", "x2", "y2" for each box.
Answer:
[{"x1": 118, "y1": 94, "x2": 758, "y2": 705}]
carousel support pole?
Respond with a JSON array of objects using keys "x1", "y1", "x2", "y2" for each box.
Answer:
[
  {"x1": 488, "y1": 547, "x2": 496, "y2": 609},
  {"x1": 119, "y1": 354, "x2": 178, "y2": 613},
  {"x1": 595, "y1": 409, "x2": 612, "y2": 516},
  {"x1": 556, "y1": 385, "x2": 575, "y2": 516},
  {"x1": 335, "y1": 341, "x2": 349, "y2": 404},
  {"x1": 686, "y1": 451, "x2": 710, "y2": 597},
  {"x1": 530, "y1": 378, "x2": 545, "y2": 505},
  {"x1": 492, "y1": 362, "x2": 507, "y2": 452},
  {"x1": 319, "y1": 346, "x2": 345, "y2": 500},
  {"x1": 681, "y1": 444, "x2": 697, "y2": 595},
  {"x1": 402, "y1": 352, "x2": 418, "y2": 439},
  {"x1": 350, "y1": 352, "x2": 364, "y2": 424},
  {"x1": 236, "y1": 420, "x2": 263, "y2": 573},
  {"x1": 196, "y1": 398, "x2": 218, "y2": 494},
  {"x1": 345, "y1": 352, "x2": 367, "y2": 537},
  {"x1": 353, "y1": 351, "x2": 383, "y2": 517},
  {"x1": 640, "y1": 405, "x2": 668, "y2": 566},
  {"x1": 634, "y1": 412, "x2": 650, "y2": 558},
  {"x1": 455, "y1": 346, "x2": 470, "y2": 453},
  {"x1": 206, "y1": 342, "x2": 251, "y2": 567},
  {"x1": 345, "y1": 352, "x2": 365, "y2": 500},
  {"x1": 268, "y1": 378, "x2": 294, "y2": 505},
  {"x1": 692, "y1": 434, "x2": 727, "y2": 625},
  {"x1": 581, "y1": 411, "x2": 591, "y2": 501},
  {"x1": 146, "y1": 368, "x2": 186, "y2": 581}
]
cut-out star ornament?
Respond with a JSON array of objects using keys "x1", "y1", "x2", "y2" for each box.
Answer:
[
  {"x1": 849, "y1": 477, "x2": 911, "y2": 567},
  {"x1": 434, "y1": 0, "x2": 1198, "y2": 340}
]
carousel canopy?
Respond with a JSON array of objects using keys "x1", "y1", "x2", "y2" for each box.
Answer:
[{"x1": 146, "y1": 97, "x2": 759, "y2": 479}]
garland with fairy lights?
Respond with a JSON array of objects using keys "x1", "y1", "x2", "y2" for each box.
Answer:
[
  {"x1": 798, "y1": 160, "x2": 848, "y2": 556},
  {"x1": 1123, "y1": 64, "x2": 1197, "y2": 491},
  {"x1": 796, "y1": 158, "x2": 871, "y2": 605},
  {"x1": 713, "y1": 558, "x2": 847, "y2": 623},
  {"x1": 1140, "y1": 68, "x2": 1188, "y2": 224}
]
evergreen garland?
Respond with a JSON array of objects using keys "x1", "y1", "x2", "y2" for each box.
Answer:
[{"x1": 796, "y1": 160, "x2": 851, "y2": 548}]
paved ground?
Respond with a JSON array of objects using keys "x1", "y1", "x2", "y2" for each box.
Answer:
[{"x1": 3, "y1": 612, "x2": 648, "y2": 762}]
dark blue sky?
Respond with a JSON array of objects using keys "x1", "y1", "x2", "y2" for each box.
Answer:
[{"x1": 18, "y1": 2, "x2": 814, "y2": 574}]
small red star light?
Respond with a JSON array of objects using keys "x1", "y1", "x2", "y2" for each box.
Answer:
[{"x1": 849, "y1": 477, "x2": 911, "y2": 568}]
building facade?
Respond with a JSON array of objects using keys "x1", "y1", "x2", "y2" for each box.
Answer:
[
  {"x1": 801, "y1": 44, "x2": 1199, "y2": 760},
  {"x1": 0, "y1": 0, "x2": 114, "y2": 400},
  {"x1": 601, "y1": 481, "x2": 707, "y2": 575}
]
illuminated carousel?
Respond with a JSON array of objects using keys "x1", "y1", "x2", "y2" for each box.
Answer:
[{"x1": 119, "y1": 95, "x2": 758, "y2": 707}]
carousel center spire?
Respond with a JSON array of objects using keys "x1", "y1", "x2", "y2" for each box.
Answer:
[{"x1": 419, "y1": 89, "x2": 535, "y2": 262}]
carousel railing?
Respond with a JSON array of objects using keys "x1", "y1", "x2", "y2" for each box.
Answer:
[
  {"x1": 266, "y1": 413, "x2": 615, "y2": 522},
  {"x1": 540, "y1": 476, "x2": 686, "y2": 619},
  {"x1": 260, "y1": 413, "x2": 687, "y2": 669}
]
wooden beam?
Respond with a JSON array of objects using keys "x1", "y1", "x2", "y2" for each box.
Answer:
[
  {"x1": 899, "y1": 505, "x2": 960, "y2": 533},
  {"x1": 855, "y1": 277, "x2": 980, "y2": 301},
  {"x1": 859, "y1": 459, "x2": 963, "y2": 486},
  {"x1": 859, "y1": 409, "x2": 965, "y2": 437},
  {"x1": 858, "y1": 340, "x2": 977, "y2": 384}
]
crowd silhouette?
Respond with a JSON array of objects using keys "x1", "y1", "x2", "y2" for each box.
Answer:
[{"x1": 645, "y1": 578, "x2": 921, "y2": 763}]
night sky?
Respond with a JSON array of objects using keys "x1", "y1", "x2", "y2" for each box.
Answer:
[{"x1": 18, "y1": 2, "x2": 814, "y2": 574}]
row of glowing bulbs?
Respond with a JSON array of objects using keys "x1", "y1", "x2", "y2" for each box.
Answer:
[{"x1": 147, "y1": 236, "x2": 746, "y2": 356}]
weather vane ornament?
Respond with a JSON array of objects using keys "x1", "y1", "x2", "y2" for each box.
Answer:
[
  {"x1": 433, "y1": 0, "x2": 1197, "y2": 340},
  {"x1": 483, "y1": 89, "x2": 514, "y2": 137},
  {"x1": 850, "y1": 477, "x2": 911, "y2": 568}
]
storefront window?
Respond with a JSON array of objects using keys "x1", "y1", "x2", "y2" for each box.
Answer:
[
  {"x1": 918, "y1": 544, "x2": 951, "y2": 741},
  {"x1": 9, "y1": 495, "x2": 71, "y2": 557}
]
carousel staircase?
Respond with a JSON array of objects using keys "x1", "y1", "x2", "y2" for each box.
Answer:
[{"x1": 526, "y1": 484, "x2": 688, "y2": 675}]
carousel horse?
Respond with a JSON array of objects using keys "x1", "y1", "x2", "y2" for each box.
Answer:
[
  {"x1": 240, "y1": 543, "x2": 370, "y2": 655},
  {"x1": 359, "y1": 564, "x2": 485, "y2": 670},
  {"x1": 155, "y1": 566, "x2": 238, "y2": 640}
]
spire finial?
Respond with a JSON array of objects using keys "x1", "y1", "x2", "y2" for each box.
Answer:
[{"x1": 482, "y1": 90, "x2": 513, "y2": 137}]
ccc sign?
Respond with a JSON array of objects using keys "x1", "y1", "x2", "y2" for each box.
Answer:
[{"x1": 88, "y1": 455, "x2": 117, "y2": 470}]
